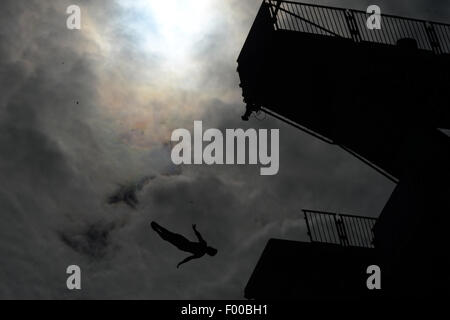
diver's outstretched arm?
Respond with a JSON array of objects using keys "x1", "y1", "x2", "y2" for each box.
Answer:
[
  {"x1": 192, "y1": 224, "x2": 206, "y2": 244},
  {"x1": 177, "y1": 255, "x2": 198, "y2": 268}
]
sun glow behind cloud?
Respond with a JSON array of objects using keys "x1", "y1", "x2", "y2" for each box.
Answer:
[
  {"x1": 118, "y1": 0, "x2": 215, "y2": 70},
  {"x1": 75, "y1": 0, "x2": 224, "y2": 150},
  {"x1": 77, "y1": 0, "x2": 238, "y2": 150}
]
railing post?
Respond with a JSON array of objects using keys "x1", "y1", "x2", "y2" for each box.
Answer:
[
  {"x1": 267, "y1": 0, "x2": 282, "y2": 30},
  {"x1": 344, "y1": 9, "x2": 361, "y2": 42},
  {"x1": 334, "y1": 215, "x2": 349, "y2": 247},
  {"x1": 303, "y1": 210, "x2": 313, "y2": 242},
  {"x1": 425, "y1": 22, "x2": 442, "y2": 54}
]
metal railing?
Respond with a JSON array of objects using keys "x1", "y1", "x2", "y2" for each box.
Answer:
[
  {"x1": 303, "y1": 209, "x2": 377, "y2": 248},
  {"x1": 265, "y1": 0, "x2": 450, "y2": 54}
]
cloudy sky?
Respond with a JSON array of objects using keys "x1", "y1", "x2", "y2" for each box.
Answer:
[{"x1": 0, "y1": 0, "x2": 447, "y2": 299}]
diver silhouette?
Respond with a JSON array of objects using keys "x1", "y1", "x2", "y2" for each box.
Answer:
[{"x1": 151, "y1": 221, "x2": 218, "y2": 268}]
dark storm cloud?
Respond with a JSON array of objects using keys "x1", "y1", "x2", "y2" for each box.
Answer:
[
  {"x1": 0, "y1": 0, "x2": 448, "y2": 299},
  {"x1": 60, "y1": 220, "x2": 119, "y2": 260}
]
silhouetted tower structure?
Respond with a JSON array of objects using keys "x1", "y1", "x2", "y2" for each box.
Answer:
[{"x1": 238, "y1": 0, "x2": 450, "y2": 299}]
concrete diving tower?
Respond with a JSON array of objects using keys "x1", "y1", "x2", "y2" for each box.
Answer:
[
  {"x1": 237, "y1": 0, "x2": 450, "y2": 182},
  {"x1": 238, "y1": 1, "x2": 450, "y2": 299}
]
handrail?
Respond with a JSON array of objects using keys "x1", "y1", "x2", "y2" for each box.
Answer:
[
  {"x1": 265, "y1": 0, "x2": 450, "y2": 54},
  {"x1": 303, "y1": 209, "x2": 377, "y2": 248}
]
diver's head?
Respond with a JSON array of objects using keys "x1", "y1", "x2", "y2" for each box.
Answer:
[{"x1": 206, "y1": 246, "x2": 218, "y2": 256}]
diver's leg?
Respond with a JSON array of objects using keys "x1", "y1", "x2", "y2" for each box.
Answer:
[
  {"x1": 151, "y1": 221, "x2": 160, "y2": 232},
  {"x1": 151, "y1": 221, "x2": 168, "y2": 233},
  {"x1": 151, "y1": 222, "x2": 177, "y2": 241},
  {"x1": 151, "y1": 221, "x2": 160, "y2": 233},
  {"x1": 151, "y1": 222, "x2": 191, "y2": 250},
  {"x1": 151, "y1": 221, "x2": 168, "y2": 237}
]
